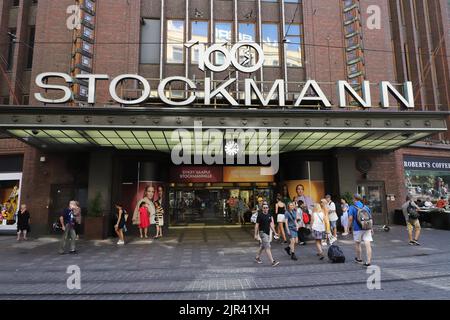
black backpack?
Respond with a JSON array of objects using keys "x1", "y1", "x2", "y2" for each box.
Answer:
[
  {"x1": 407, "y1": 202, "x2": 420, "y2": 220},
  {"x1": 328, "y1": 244, "x2": 345, "y2": 263}
]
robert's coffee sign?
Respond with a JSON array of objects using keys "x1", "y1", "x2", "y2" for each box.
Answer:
[
  {"x1": 35, "y1": 42, "x2": 414, "y2": 109},
  {"x1": 404, "y1": 156, "x2": 450, "y2": 171}
]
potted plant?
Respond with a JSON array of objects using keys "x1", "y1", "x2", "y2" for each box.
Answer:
[
  {"x1": 84, "y1": 192, "x2": 107, "y2": 240},
  {"x1": 341, "y1": 192, "x2": 353, "y2": 206}
]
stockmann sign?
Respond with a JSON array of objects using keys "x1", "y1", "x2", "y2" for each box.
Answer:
[{"x1": 35, "y1": 42, "x2": 414, "y2": 109}]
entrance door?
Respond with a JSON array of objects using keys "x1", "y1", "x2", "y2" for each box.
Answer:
[
  {"x1": 357, "y1": 182, "x2": 388, "y2": 225},
  {"x1": 169, "y1": 186, "x2": 270, "y2": 226},
  {"x1": 48, "y1": 184, "x2": 88, "y2": 233}
]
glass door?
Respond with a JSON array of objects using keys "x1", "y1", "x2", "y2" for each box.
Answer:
[{"x1": 357, "y1": 182, "x2": 388, "y2": 225}]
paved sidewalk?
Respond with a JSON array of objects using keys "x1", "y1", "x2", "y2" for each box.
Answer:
[{"x1": 1, "y1": 225, "x2": 450, "y2": 299}]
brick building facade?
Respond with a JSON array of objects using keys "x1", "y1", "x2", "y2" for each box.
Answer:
[{"x1": 0, "y1": 0, "x2": 449, "y2": 236}]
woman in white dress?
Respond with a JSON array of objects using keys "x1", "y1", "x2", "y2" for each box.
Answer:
[{"x1": 340, "y1": 199, "x2": 350, "y2": 236}]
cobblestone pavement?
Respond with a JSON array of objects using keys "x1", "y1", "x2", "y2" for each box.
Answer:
[{"x1": 1, "y1": 225, "x2": 450, "y2": 300}]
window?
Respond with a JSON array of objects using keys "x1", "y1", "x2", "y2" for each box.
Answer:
[
  {"x1": 83, "y1": 12, "x2": 94, "y2": 25},
  {"x1": 215, "y1": 22, "x2": 232, "y2": 65},
  {"x1": 7, "y1": 29, "x2": 16, "y2": 71},
  {"x1": 238, "y1": 23, "x2": 256, "y2": 65},
  {"x1": 404, "y1": 156, "x2": 450, "y2": 202},
  {"x1": 1, "y1": 97, "x2": 9, "y2": 105},
  {"x1": 12, "y1": 0, "x2": 20, "y2": 6},
  {"x1": 262, "y1": 24, "x2": 279, "y2": 66},
  {"x1": 26, "y1": 26, "x2": 35, "y2": 69},
  {"x1": 140, "y1": 18, "x2": 161, "y2": 64},
  {"x1": 84, "y1": 0, "x2": 95, "y2": 12},
  {"x1": 82, "y1": 41, "x2": 93, "y2": 55},
  {"x1": 167, "y1": 20, "x2": 184, "y2": 64},
  {"x1": 82, "y1": 26, "x2": 94, "y2": 40},
  {"x1": 285, "y1": 23, "x2": 302, "y2": 67},
  {"x1": 81, "y1": 56, "x2": 92, "y2": 68},
  {"x1": 190, "y1": 21, "x2": 208, "y2": 64}
]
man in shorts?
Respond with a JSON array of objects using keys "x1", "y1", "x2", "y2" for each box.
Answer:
[
  {"x1": 348, "y1": 194, "x2": 373, "y2": 267},
  {"x1": 401, "y1": 195, "x2": 421, "y2": 245},
  {"x1": 254, "y1": 202, "x2": 280, "y2": 267}
]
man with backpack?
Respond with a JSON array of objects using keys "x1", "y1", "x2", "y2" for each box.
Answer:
[
  {"x1": 401, "y1": 195, "x2": 421, "y2": 246},
  {"x1": 348, "y1": 194, "x2": 373, "y2": 267}
]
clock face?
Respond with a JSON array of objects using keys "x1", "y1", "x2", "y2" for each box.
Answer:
[{"x1": 224, "y1": 141, "x2": 240, "y2": 156}]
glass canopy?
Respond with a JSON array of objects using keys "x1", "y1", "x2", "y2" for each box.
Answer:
[{"x1": 6, "y1": 129, "x2": 431, "y2": 153}]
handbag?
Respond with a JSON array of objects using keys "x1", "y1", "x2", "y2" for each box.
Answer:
[{"x1": 251, "y1": 211, "x2": 258, "y2": 224}]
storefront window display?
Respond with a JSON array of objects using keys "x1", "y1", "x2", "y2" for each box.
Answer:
[
  {"x1": 404, "y1": 156, "x2": 450, "y2": 201},
  {"x1": 0, "y1": 173, "x2": 22, "y2": 229},
  {"x1": 279, "y1": 161, "x2": 325, "y2": 210}
]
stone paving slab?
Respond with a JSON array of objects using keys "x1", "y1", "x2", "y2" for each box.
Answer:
[{"x1": 1, "y1": 226, "x2": 450, "y2": 299}]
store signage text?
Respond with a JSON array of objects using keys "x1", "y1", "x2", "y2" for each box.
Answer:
[
  {"x1": 34, "y1": 42, "x2": 414, "y2": 109},
  {"x1": 404, "y1": 156, "x2": 450, "y2": 171}
]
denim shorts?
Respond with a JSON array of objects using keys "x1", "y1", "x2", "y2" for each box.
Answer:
[
  {"x1": 288, "y1": 228, "x2": 298, "y2": 239},
  {"x1": 330, "y1": 220, "x2": 337, "y2": 229}
]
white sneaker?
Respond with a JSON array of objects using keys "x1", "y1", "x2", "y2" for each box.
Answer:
[
  {"x1": 342, "y1": 233, "x2": 349, "y2": 236},
  {"x1": 117, "y1": 240, "x2": 125, "y2": 245}
]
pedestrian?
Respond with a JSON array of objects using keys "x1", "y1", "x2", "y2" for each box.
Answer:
[
  {"x1": 340, "y1": 198, "x2": 350, "y2": 236},
  {"x1": 237, "y1": 196, "x2": 246, "y2": 225},
  {"x1": 254, "y1": 201, "x2": 280, "y2": 267},
  {"x1": 320, "y1": 199, "x2": 331, "y2": 246},
  {"x1": 59, "y1": 201, "x2": 77, "y2": 254},
  {"x1": 275, "y1": 194, "x2": 287, "y2": 243},
  {"x1": 114, "y1": 203, "x2": 127, "y2": 245},
  {"x1": 424, "y1": 197, "x2": 433, "y2": 208},
  {"x1": 401, "y1": 195, "x2": 422, "y2": 246},
  {"x1": 17, "y1": 204, "x2": 30, "y2": 241},
  {"x1": 284, "y1": 202, "x2": 299, "y2": 261},
  {"x1": 326, "y1": 195, "x2": 338, "y2": 238},
  {"x1": 138, "y1": 201, "x2": 150, "y2": 239},
  {"x1": 72, "y1": 201, "x2": 82, "y2": 240},
  {"x1": 154, "y1": 200, "x2": 164, "y2": 239},
  {"x1": 348, "y1": 194, "x2": 373, "y2": 267},
  {"x1": 311, "y1": 203, "x2": 326, "y2": 260},
  {"x1": 294, "y1": 184, "x2": 314, "y2": 212},
  {"x1": 296, "y1": 200, "x2": 309, "y2": 245},
  {"x1": 436, "y1": 196, "x2": 447, "y2": 209},
  {"x1": 281, "y1": 184, "x2": 291, "y2": 207}
]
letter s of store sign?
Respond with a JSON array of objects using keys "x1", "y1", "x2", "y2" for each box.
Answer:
[
  {"x1": 186, "y1": 41, "x2": 265, "y2": 73},
  {"x1": 35, "y1": 72, "x2": 73, "y2": 104}
]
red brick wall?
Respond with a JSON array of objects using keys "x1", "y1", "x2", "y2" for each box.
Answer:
[{"x1": 0, "y1": 139, "x2": 88, "y2": 234}]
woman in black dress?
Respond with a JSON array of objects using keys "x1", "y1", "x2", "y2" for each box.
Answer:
[
  {"x1": 17, "y1": 204, "x2": 30, "y2": 241},
  {"x1": 114, "y1": 203, "x2": 127, "y2": 245}
]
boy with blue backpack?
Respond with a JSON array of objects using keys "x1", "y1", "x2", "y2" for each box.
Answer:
[{"x1": 348, "y1": 194, "x2": 373, "y2": 267}]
